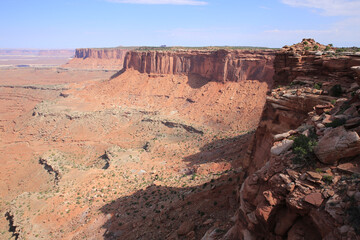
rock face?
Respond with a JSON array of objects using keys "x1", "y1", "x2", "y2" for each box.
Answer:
[
  {"x1": 74, "y1": 48, "x2": 128, "y2": 59},
  {"x1": 123, "y1": 50, "x2": 275, "y2": 84},
  {"x1": 274, "y1": 50, "x2": 360, "y2": 86},
  {"x1": 245, "y1": 87, "x2": 333, "y2": 173},
  {"x1": 63, "y1": 48, "x2": 130, "y2": 70},
  {"x1": 223, "y1": 41, "x2": 360, "y2": 240}
]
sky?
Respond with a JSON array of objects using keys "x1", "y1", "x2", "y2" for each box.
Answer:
[{"x1": 0, "y1": 0, "x2": 359, "y2": 49}]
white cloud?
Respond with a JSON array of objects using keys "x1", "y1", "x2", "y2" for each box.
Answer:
[
  {"x1": 281, "y1": 0, "x2": 360, "y2": 16},
  {"x1": 262, "y1": 16, "x2": 360, "y2": 47},
  {"x1": 106, "y1": 0, "x2": 207, "y2": 5}
]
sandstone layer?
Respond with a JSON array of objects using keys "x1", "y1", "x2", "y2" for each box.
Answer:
[{"x1": 123, "y1": 50, "x2": 275, "y2": 85}]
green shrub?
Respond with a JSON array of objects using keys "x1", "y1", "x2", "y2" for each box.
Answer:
[
  {"x1": 330, "y1": 99, "x2": 336, "y2": 105},
  {"x1": 322, "y1": 175, "x2": 333, "y2": 184},
  {"x1": 304, "y1": 41, "x2": 308, "y2": 45},
  {"x1": 325, "y1": 118, "x2": 346, "y2": 128},
  {"x1": 292, "y1": 134, "x2": 317, "y2": 166},
  {"x1": 313, "y1": 45, "x2": 319, "y2": 50},
  {"x1": 314, "y1": 83, "x2": 322, "y2": 90},
  {"x1": 325, "y1": 46, "x2": 331, "y2": 51},
  {"x1": 304, "y1": 46, "x2": 310, "y2": 51},
  {"x1": 329, "y1": 84, "x2": 342, "y2": 97}
]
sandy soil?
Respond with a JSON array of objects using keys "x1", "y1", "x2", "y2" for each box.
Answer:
[{"x1": 0, "y1": 66, "x2": 267, "y2": 239}]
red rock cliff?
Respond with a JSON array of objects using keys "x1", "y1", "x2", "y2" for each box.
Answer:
[
  {"x1": 224, "y1": 43, "x2": 360, "y2": 240},
  {"x1": 274, "y1": 51, "x2": 360, "y2": 86},
  {"x1": 123, "y1": 50, "x2": 275, "y2": 85},
  {"x1": 64, "y1": 48, "x2": 130, "y2": 70}
]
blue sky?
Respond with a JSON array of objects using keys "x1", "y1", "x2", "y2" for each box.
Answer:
[{"x1": 0, "y1": 0, "x2": 359, "y2": 48}]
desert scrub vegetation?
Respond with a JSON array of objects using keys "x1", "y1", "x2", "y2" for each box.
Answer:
[
  {"x1": 313, "y1": 82, "x2": 322, "y2": 90},
  {"x1": 292, "y1": 133, "x2": 317, "y2": 166},
  {"x1": 335, "y1": 47, "x2": 360, "y2": 53},
  {"x1": 325, "y1": 118, "x2": 346, "y2": 128}
]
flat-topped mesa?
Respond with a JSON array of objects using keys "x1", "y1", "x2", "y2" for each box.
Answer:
[
  {"x1": 123, "y1": 49, "x2": 276, "y2": 85},
  {"x1": 74, "y1": 48, "x2": 128, "y2": 59},
  {"x1": 63, "y1": 48, "x2": 131, "y2": 70}
]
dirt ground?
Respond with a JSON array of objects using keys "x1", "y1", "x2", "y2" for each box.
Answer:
[{"x1": 0, "y1": 65, "x2": 267, "y2": 239}]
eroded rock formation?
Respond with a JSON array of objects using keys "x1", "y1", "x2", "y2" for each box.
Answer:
[
  {"x1": 225, "y1": 41, "x2": 360, "y2": 240},
  {"x1": 64, "y1": 48, "x2": 131, "y2": 70},
  {"x1": 123, "y1": 50, "x2": 275, "y2": 85}
]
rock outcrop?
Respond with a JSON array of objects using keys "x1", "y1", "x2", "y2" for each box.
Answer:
[
  {"x1": 123, "y1": 50, "x2": 275, "y2": 84},
  {"x1": 223, "y1": 40, "x2": 360, "y2": 240},
  {"x1": 274, "y1": 49, "x2": 360, "y2": 87}
]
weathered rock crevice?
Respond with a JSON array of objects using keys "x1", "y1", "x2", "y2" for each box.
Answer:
[
  {"x1": 39, "y1": 157, "x2": 61, "y2": 184},
  {"x1": 142, "y1": 118, "x2": 204, "y2": 135}
]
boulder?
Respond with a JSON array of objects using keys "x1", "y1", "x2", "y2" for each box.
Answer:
[
  {"x1": 314, "y1": 126, "x2": 360, "y2": 164},
  {"x1": 274, "y1": 132, "x2": 290, "y2": 141},
  {"x1": 351, "y1": 66, "x2": 360, "y2": 77},
  {"x1": 271, "y1": 139, "x2": 294, "y2": 155},
  {"x1": 337, "y1": 162, "x2": 360, "y2": 175}
]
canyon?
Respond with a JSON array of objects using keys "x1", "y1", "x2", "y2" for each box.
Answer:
[{"x1": 0, "y1": 39, "x2": 359, "y2": 239}]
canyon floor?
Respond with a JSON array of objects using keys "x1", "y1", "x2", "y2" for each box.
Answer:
[{"x1": 0, "y1": 65, "x2": 267, "y2": 239}]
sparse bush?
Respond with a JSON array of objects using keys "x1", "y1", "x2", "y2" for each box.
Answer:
[
  {"x1": 292, "y1": 134, "x2": 317, "y2": 166},
  {"x1": 314, "y1": 83, "x2": 322, "y2": 90},
  {"x1": 304, "y1": 46, "x2": 310, "y2": 51},
  {"x1": 329, "y1": 84, "x2": 342, "y2": 97},
  {"x1": 313, "y1": 45, "x2": 319, "y2": 50},
  {"x1": 322, "y1": 175, "x2": 333, "y2": 184},
  {"x1": 325, "y1": 118, "x2": 346, "y2": 128},
  {"x1": 325, "y1": 46, "x2": 331, "y2": 51},
  {"x1": 304, "y1": 41, "x2": 308, "y2": 45}
]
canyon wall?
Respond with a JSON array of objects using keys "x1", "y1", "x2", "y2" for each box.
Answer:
[
  {"x1": 225, "y1": 47, "x2": 360, "y2": 239},
  {"x1": 63, "y1": 48, "x2": 130, "y2": 70},
  {"x1": 246, "y1": 51, "x2": 360, "y2": 174},
  {"x1": 123, "y1": 50, "x2": 275, "y2": 85}
]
